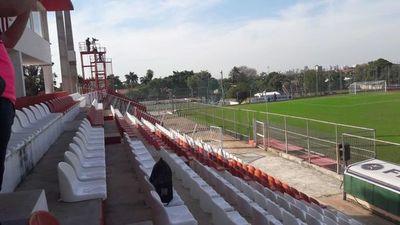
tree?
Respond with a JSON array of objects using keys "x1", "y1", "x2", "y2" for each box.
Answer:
[
  {"x1": 186, "y1": 71, "x2": 213, "y2": 98},
  {"x1": 226, "y1": 83, "x2": 250, "y2": 104},
  {"x1": 124, "y1": 71, "x2": 138, "y2": 88},
  {"x1": 228, "y1": 66, "x2": 257, "y2": 84},
  {"x1": 107, "y1": 74, "x2": 124, "y2": 89},
  {"x1": 140, "y1": 69, "x2": 154, "y2": 85},
  {"x1": 24, "y1": 65, "x2": 44, "y2": 96}
]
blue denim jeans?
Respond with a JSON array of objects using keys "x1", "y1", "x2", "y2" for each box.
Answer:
[{"x1": 0, "y1": 97, "x2": 14, "y2": 191}]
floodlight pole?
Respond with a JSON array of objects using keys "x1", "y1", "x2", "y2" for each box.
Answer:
[
  {"x1": 315, "y1": 65, "x2": 319, "y2": 96},
  {"x1": 220, "y1": 70, "x2": 225, "y2": 106}
]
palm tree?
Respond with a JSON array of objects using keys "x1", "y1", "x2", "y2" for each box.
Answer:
[{"x1": 124, "y1": 71, "x2": 138, "y2": 88}]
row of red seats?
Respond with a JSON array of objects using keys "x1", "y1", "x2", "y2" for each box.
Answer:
[
  {"x1": 15, "y1": 91, "x2": 69, "y2": 110},
  {"x1": 134, "y1": 109, "x2": 161, "y2": 125},
  {"x1": 87, "y1": 106, "x2": 104, "y2": 127},
  {"x1": 46, "y1": 96, "x2": 78, "y2": 114},
  {"x1": 106, "y1": 90, "x2": 146, "y2": 111},
  {"x1": 158, "y1": 133, "x2": 194, "y2": 161},
  {"x1": 137, "y1": 125, "x2": 165, "y2": 150},
  {"x1": 114, "y1": 116, "x2": 136, "y2": 137},
  {"x1": 161, "y1": 132, "x2": 324, "y2": 207}
]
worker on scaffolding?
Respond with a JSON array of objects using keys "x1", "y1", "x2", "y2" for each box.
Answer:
[
  {"x1": 91, "y1": 37, "x2": 98, "y2": 50},
  {"x1": 85, "y1": 37, "x2": 91, "y2": 52}
]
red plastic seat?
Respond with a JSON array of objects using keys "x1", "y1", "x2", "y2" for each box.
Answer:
[{"x1": 29, "y1": 211, "x2": 60, "y2": 225}]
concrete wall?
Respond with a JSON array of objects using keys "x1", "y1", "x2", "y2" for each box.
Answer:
[{"x1": 14, "y1": 27, "x2": 51, "y2": 64}]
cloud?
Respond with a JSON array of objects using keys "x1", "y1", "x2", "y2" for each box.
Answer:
[{"x1": 49, "y1": 0, "x2": 400, "y2": 84}]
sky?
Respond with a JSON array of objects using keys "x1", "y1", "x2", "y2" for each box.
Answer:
[{"x1": 48, "y1": 0, "x2": 400, "y2": 83}]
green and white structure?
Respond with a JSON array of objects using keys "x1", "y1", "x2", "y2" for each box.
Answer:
[{"x1": 344, "y1": 159, "x2": 400, "y2": 218}]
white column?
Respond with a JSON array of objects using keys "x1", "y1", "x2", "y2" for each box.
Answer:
[
  {"x1": 8, "y1": 50, "x2": 26, "y2": 97},
  {"x1": 56, "y1": 11, "x2": 72, "y2": 93},
  {"x1": 64, "y1": 11, "x2": 78, "y2": 93},
  {"x1": 42, "y1": 65, "x2": 54, "y2": 93}
]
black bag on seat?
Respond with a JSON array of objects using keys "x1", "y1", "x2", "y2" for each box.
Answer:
[{"x1": 149, "y1": 158, "x2": 173, "y2": 204}]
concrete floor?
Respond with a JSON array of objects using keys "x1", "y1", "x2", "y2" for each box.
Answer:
[
  {"x1": 104, "y1": 142, "x2": 153, "y2": 225},
  {"x1": 15, "y1": 111, "x2": 103, "y2": 225},
  {"x1": 103, "y1": 120, "x2": 213, "y2": 225}
]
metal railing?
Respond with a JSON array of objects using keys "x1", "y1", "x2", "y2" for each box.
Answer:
[{"x1": 145, "y1": 101, "x2": 377, "y2": 174}]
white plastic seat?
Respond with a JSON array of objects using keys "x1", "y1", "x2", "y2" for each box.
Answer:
[
  {"x1": 11, "y1": 117, "x2": 35, "y2": 141},
  {"x1": 78, "y1": 125, "x2": 104, "y2": 138},
  {"x1": 64, "y1": 151, "x2": 106, "y2": 181},
  {"x1": 21, "y1": 108, "x2": 51, "y2": 130},
  {"x1": 69, "y1": 143, "x2": 105, "y2": 168},
  {"x1": 57, "y1": 162, "x2": 107, "y2": 202},
  {"x1": 136, "y1": 158, "x2": 155, "y2": 170},
  {"x1": 306, "y1": 214, "x2": 323, "y2": 225},
  {"x1": 212, "y1": 209, "x2": 249, "y2": 225},
  {"x1": 323, "y1": 208, "x2": 337, "y2": 221},
  {"x1": 133, "y1": 151, "x2": 153, "y2": 161},
  {"x1": 138, "y1": 165, "x2": 153, "y2": 178},
  {"x1": 236, "y1": 192, "x2": 256, "y2": 217},
  {"x1": 222, "y1": 181, "x2": 242, "y2": 206},
  {"x1": 148, "y1": 190, "x2": 197, "y2": 225},
  {"x1": 72, "y1": 138, "x2": 105, "y2": 158},
  {"x1": 34, "y1": 104, "x2": 48, "y2": 118},
  {"x1": 308, "y1": 207, "x2": 324, "y2": 221},
  {"x1": 74, "y1": 135, "x2": 105, "y2": 152},
  {"x1": 251, "y1": 204, "x2": 271, "y2": 225},
  {"x1": 266, "y1": 198, "x2": 283, "y2": 221},
  {"x1": 264, "y1": 187, "x2": 278, "y2": 202},
  {"x1": 249, "y1": 181, "x2": 264, "y2": 193},
  {"x1": 78, "y1": 125, "x2": 104, "y2": 137},
  {"x1": 209, "y1": 196, "x2": 234, "y2": 216},
  {"x1": 282, "y1": 210, "x2": 301, "y2": 225},
  {"x1": 253, "y1": 190, "x2": 269, "y2": 210},
  {"x1": 142, "y1": 176, "x2": 184, "y2": 207},
  {"x1": 76, "y1": 131, "x2": 104, "y2": 148},
  {"x1": 323, "y1": 216, "x2": 338, "y2": 225},
  {"x1": 82, "y1": 118, "x2": 104, "y2": 131},
  {"x1": 283, "y1": 193, "x2": 296, "y2": 205},
  {"x1": 277, "y1": 195, "x2": 291, "y2": 212},
  {"x1": 290, "y1": 204, "x2": 306, "y2": 222},
  {"x1": 15, "y1": 110, "x2": 41, "y2": 134}
]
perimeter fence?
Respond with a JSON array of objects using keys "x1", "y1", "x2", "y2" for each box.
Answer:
[{"x1": 142, "y1": 100, "x2": 382, "y2": 174}]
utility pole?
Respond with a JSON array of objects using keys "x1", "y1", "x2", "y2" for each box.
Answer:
[
  {"x1": 315, "y1": 65, "x2": 318, "y2": 95},
  {"x1": 220, "y1": 70, "x2": 225, "y2": 106}
]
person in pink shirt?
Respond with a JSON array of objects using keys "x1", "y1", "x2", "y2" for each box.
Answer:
[{"x1": 0, "y1": 0, "x2": 36, "y2": 191}]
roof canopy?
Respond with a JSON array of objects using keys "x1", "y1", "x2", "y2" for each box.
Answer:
[{"x1": 40, "y1": 0, "x2": 74, "y2": 11}]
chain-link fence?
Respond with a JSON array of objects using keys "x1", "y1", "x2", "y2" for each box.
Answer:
[{"x1": 342, "y1": 133, "x2": 400, "y2": 165}]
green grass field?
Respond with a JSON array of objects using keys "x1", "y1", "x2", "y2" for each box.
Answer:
[
  {"x1": 238, "y1": 92, "x2": 400, "y2": 143},
  {"x1": 178, "y1": 91, "x2": 400, "y2": 164}
]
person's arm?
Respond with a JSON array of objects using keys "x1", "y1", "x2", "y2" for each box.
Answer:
[
  {"x1": 0, "y1": 10, "x2": 31, "y2": 48},
  {"x1": 0, "y1": 0, "x2": 34, "y2": 17}
]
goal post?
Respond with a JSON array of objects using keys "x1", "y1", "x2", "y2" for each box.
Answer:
[{"x1": 349, "y1": 80, "x2": 387, "y2": 94}]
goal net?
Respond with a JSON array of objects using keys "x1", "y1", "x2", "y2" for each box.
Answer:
[{"x1": 349, "y1": 80, "x2": 387, "y2": 94}]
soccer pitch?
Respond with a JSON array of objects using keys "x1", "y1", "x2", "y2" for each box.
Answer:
[
  {"x1": 237, "y1": 92, "x2": 400, "y2": 143},
  {"x1": 176, "y1": 91, "x2": 400, "y2": 163}
]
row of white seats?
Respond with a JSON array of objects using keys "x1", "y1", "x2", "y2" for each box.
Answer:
[
  {"x1": 235, "y1": 172, "x2": 361, "y2": 225},
  {"x1": 69, "y1": 92, "x2": 87, "y2": 108},
  {"x1": 124, "y1": 136, "x2": 197, "y2": 225},
  {"x1": 83, "y1": 91, "x2": 99, "y2": 107},
  {"x1": 193, "y1": 159, "x2": 362, "y2": 225},
  {"x1": 159, "y1": 148, "x2": 249, "y2": 225},
  {"x1": 191, "y1": 159, "x2": 284, "y2": 225},
  {"x1": 2, "y1": 103, "x2": 64, "y2": 192},
  {"x1": 57, "y1": 119, "x2": 107, "y2": 202}
]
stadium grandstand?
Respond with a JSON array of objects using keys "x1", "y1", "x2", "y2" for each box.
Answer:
[{"x1": 1, "y1": 1, "x2": 399, "y2": 225}]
